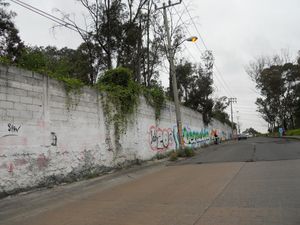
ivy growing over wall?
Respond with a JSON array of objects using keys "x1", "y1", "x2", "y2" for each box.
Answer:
[
  {"x1": 97, "y1": 67, "x2": 141, "y2": 139},
  {"x1": 142, "y1": 86, "x2": 166, "y2": 120},
  {"x1": 55, "y1": 76, "x2": 84, "y2": 110}
]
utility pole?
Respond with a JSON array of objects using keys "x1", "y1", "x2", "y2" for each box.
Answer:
[
  {"x1": 236, "y1": 110, "x2": 240, "y2": 134},
  {"x1": 155, "y1": 0, "x2": 184, "y2": 150},
  {"x1": 228, "y1": 97, "x2": 237, "y2": 139}
]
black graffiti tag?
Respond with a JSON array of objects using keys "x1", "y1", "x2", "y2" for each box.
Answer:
[{"x1": 8, "y1": 123, "x2": 21, "y2": 133}]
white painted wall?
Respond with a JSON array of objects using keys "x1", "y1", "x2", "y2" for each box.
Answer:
[{"x1": 0, "y1": 65, "x2": 232, "y2": 195}]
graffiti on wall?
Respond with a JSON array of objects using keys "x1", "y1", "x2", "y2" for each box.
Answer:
[
  {"x1": 148, "y1": 125, "x2": 223, "y2": 150},
  {"x1": 149, "y1": 126, "x2": 174, "y2": 151},
  {"x1": 51, "y1": 132, "x2": 57, "y2": 146},
  {"x1": 8, "y1": 123, "x2": 21, "y2": 133},
  {"x1": 173, "y1": 125, "x2": 211, "y2": 148}
]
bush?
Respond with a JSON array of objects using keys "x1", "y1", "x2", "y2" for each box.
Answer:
[
  {"x1": 169, "y1": 151, "x2": 178, "y2": 161},
  {"x1": 184, "y1": 148, "x2": 196, "y2": 157},
  {"x1": 99, "y1": 67, "x2": 133, "y2": 87},
  {"x1": 177, "y1": 147, "x2": 196, "y2": 158},
  {"x1": 143, "y1": 85, "x2": 165, "y2": 120}
]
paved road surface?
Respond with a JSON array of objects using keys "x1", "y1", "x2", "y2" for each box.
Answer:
[{"x1": 1, "y1": 137, "x2": 300, "y2": 225}]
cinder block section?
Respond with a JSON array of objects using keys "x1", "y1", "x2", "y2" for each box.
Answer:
[
  {"x1": 14, "y1": 88, "x2": 28, "y2": 97},
  {"x1": 6, "y1": 95, "x2": 20, "y2": 103},
  {"x1": 20, "y1": 96, "x2": 33, "y2": 104},
  {"x1": 14, "y1": 103, "x2": 27, "y2": 111},
  {"x1": 7, "y1": 109, "x2": 20, "y2": 117},
  {"x1": 18, "y1": 82, "x2": 33, "y2": 91},
  {"x1": 0, "y1": 100, "x2": 14, "y2": 109},
  {"x1": 27, "y1": 104, "x2": 42, "y2": 112},
  {"x1": 19, "y1": 110, "x2": 33, "y2": 119},
  {"x1": 0, "y1": 108, "x2": 6, "y2": 117}
]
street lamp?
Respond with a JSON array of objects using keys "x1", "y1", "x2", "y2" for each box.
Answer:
[
  {"x1": 175, "y1": 36, "x2": 198, "y2": 48},
  {"x1": 167, "y1": 36, "x2": 198, "y2": 150},
  {"x1": 159, "y1": 1, "x2": 198, "y2": 151}
]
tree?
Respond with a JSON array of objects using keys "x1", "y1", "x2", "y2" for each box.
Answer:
[
  {"x1": 18, "y1": 45, "x2": 92, "y2": 84},
  {"x1": 242, "y1": 127, "x2": 260, "y2": 136},
  {"x1": 186, "y1": 51, "x2": 214, "y2": 125},
  {"x1": 212, "y1": 96, "x2": 231, "y2": 125},
  {"x1": 55, "y1": 0, "x2": 151, "y2": 84},
  {"x1": 174, "y1": 51, "x2": 215, "y2": 125},
  {"x1": 246, "y1": 52, "x2": 300, "y2": 131},
  {"x1": 175, "y1": 59, "x2": 194, "y2": 102},
  {"x1": 0, "y1": 0, "x2": 24, "y2": 63}
]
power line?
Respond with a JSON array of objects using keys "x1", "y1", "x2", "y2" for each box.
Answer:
[
  {"x1": 173, "y1": 5, "x2": 230, "y2": 96},
  {"x1": 182, "y1": 0, "x2": 235, "y2": 97},
  {"x1": 9, "y1": 0, "x2": 85, "y2": 34},
  {"x1": 174, "y1": 8, "x2": 220, "y2": 90}
]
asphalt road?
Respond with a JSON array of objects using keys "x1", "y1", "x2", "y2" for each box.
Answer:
[
  {"x1": 1, "y1": 137, "x2": 300, "y2": 225},
  {"x1": 178, "y1": 136, "x2": 300, "y2": 164}
]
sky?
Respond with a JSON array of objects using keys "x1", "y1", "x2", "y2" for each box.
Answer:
[{"x1": 7, "y1": 0, "x2": 300, "y2": 133}]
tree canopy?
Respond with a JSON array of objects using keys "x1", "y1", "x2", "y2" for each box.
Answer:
[
  {"x1": 0, "y1": 0, "x2": 24, "y2": 63},
  {"x1": 247, "y1": 53, "x2": 300, "y2": 131}
]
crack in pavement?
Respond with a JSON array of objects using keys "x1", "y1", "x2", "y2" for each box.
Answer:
[{"x1": 191, "y1": 162, "x2": 247, "y2": 225}]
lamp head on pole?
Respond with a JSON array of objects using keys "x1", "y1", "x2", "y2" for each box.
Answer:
[{"x1": 186, "y1": 36, "x2": 198, "y2": 43}]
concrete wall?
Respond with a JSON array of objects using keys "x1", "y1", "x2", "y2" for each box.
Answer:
[{"x1": 0, "y1": 65, "x2": 232, "y2": 195}]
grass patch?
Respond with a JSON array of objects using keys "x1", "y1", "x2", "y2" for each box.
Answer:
[
  {"x1": 286, "y1": 129, "x2": 300, "y2": 136},
  {"x1": 169, "y1": 151, "x2": 178, "y2": 161},
  {"x1": 168, "y1": 148, "x2": 196, "y2": 161}
]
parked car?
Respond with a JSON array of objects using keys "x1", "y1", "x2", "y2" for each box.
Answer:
[{"x1": 238, "y1": 134, "x2": 248, "y2": 140}]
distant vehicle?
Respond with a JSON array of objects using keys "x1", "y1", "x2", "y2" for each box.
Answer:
[
  {"x1": 238, "y1": 134, "x2": 248, "y2": 140},
  {"x1": 246, "y1": 134, "x2": 253, "y2": 138}
]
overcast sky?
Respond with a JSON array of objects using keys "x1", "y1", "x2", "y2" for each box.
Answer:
[{"x1": 7, "y1": 0, "x2": 300, "y2": 132}]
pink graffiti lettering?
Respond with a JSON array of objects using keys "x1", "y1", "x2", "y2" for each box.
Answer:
[{"x1": 149, "y1": 126, "x2": 173, "y2": 151}]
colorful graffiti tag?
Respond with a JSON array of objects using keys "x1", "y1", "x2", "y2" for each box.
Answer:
[
  {"x1": 149, "y1": 126, "x2": 174, "y2": 151},
  {"x1": 148, "y1": 125, "x2": 229, "y2": 150},
  {"x1": 173, "y1": 126, "x2": 210, "y2": 148}
]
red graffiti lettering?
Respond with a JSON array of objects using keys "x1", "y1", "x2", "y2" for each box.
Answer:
[{"x1": 149, "y1": 126, "x2": 173, "y2": 152}]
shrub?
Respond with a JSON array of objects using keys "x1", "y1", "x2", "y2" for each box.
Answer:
[{"x1": 169, "y1": 151, "x2": 178, "y2": 161}]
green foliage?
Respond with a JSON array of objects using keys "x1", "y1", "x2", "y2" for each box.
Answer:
[
  {"x1": 97, "y1": 67, "x2": 141, "y2": 134},
  {"x1": 178, "y1": 147, "x2": 196, "y2": 158},
  {"x1": 242, "y1": 127, "x2": 260, "y2": 136},
  {"x1": 286, "y1": 129, "x2": 300, "y2": 136},
  {"x1": 100, "y1": 67, "x2": 133, "y2": 87},
  {"x1": 0, "y1": 0, "x2": 24, "y2": 63},
  {"x1": 57, "y1": 76, "x2": 84, "y2": 94},
  {"x1": 247, "y1": 53, "x2": 300, "y2": 131},
  {"x1": 169, "y1": 147, "x2": 196, "y2": 161},
  {"x1": 212, "y1": 96, "x2": 232, "y2": 126},
  {"x1": 143, "y1": 85, "x2": 165, "y2": 120},
  {"x1": 17, "y1": 45, "x2": 93, "y2": 84},
  {"x1": 169, "y1": 151, "x2": 178, "y2": 161},
  {"x1": 175, "y1": 51, "x2": 215, "y2": 125}
]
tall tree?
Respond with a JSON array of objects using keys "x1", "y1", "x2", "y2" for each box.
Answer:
[
  {"x1": 212, "y1": 96, "x2": 231, "y2": 125},
  {"x1": 0, "y1": 0, "x2": 24, "y2": 63},
  {"x1": 174, "y1": 51, "x2": 215, "y2": 125},
  {"x1": 56, "y1": 0, "x2": 149, "y2": 84},
  {"x1": 247, "y1": 53, "x2": 300, "y2": 131}
]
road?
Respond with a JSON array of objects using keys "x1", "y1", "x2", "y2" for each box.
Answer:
[{"x1": 1, "y1": 137, "x2": 300, "y2": 225}]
